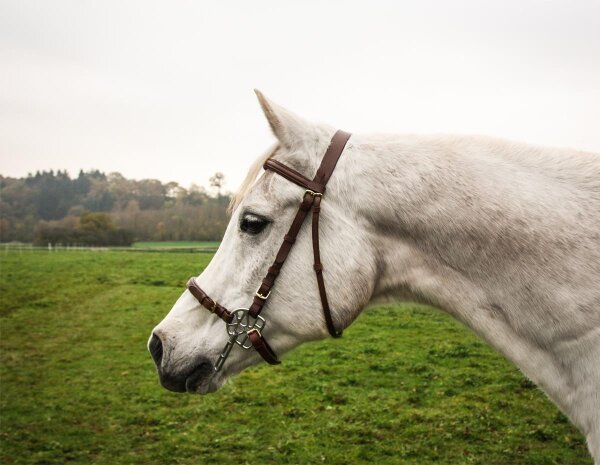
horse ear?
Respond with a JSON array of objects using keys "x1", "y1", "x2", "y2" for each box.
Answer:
[{"x1": 254, "y1": 90, "x2": 313, "y2": 148}]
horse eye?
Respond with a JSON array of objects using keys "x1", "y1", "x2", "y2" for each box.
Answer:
[{"x1": 240, "y1": 213, "x2": 270, "y2": 235}]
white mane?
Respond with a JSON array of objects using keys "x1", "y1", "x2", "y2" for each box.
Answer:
[{"x1": 228, "y1": 143, "x2": 278, "y2": 214}]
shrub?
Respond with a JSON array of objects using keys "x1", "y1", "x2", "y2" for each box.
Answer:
[{"x1": 34, "y1": 212, "x2": 133, "y2": 246}]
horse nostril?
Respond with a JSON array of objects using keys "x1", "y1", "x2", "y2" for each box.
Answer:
[{"x1": 149, "y1": 333, "x2": 163, "y2": 366}]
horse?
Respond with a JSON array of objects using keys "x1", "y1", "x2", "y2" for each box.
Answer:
[{"x1": 149, "y1": 90, "x2": 600, "y2": 462}]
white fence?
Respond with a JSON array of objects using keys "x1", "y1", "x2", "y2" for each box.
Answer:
[{"x1": 2, "y1": 243, "x2": 218, "y2": 254}]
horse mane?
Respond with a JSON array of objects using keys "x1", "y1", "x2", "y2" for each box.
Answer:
[{"x1": 228, "y1": 143, "x2": 279, "y2": 214}]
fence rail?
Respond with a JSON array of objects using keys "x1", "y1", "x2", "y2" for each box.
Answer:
[{"x1": 1, "y1": 243, "x2": 219, "y2": 254}]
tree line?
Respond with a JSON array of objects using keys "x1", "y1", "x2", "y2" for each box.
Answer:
[{"x1": 0, "y1": 170, "x2": 230, "y2": 245}]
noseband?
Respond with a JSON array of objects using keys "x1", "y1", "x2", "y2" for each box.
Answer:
[{"x1": 187, "y1": 130, "x2": 351, "y2": 371}]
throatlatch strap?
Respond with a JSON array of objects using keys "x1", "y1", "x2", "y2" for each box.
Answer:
[{"x1": 311, "y1": 195, "x2": 342, "y2": 337}]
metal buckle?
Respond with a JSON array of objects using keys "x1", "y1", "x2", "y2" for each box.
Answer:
[
  {"x1": 255, "y1": 289, "x2": 271, "y2": 300},
  {"x1": 304, "y1": 189, "x2": 323, "y2": 198}
]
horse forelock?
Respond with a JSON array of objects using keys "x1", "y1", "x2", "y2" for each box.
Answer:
[{"x1": 228, "y1": 143, "x2": 279, "y2": 214}]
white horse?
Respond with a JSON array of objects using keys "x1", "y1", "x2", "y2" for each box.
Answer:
[{"x1": 150, "y1": 91, "x2": 600, "y2": 462}]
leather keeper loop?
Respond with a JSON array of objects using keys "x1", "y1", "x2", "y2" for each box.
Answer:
[{"x1": 257, "y1": 284, "x2": 269, "y2": 295}]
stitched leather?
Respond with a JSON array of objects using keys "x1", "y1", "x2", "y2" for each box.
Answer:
[
  {"x1": 247, "y1": 330, "x2": 280, "y2": 365},
  {"x1": 248, "y1": 192, "x2": 315, "y2": 318},
  {"x1": 311, "y1": 195, "x2": 342, "y2": 337},
  {"x1": 187, "y1": 278, "x2": 233, "y2": 323},
  {"x1": 264, "y1": 159, "x2": 325, "y2": 194},
  {"x1": 313, "y1": 131, "x2": 351, "y2": 187}
]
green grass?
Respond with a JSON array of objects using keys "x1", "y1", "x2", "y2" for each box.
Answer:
[
  {"x1": 131, "y1": 241, "x2": 219, "y2": 249},
  {"x1": 0, "y1": 250, "x2": 591, "y2": 465}
]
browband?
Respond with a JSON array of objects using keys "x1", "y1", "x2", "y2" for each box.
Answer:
[{"x1": 263, "y1": 159, "x2": 325, "y2": 194}]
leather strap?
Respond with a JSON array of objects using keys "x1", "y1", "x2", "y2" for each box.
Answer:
[
  {"x1": 263, "y1": 159, "x2": 325, "y2": 194},
  {"x1": 311, "y1": 195, "x2": 341, "y2": 337},
  {"x1": 187, "y1": 278, "x2": 233, "y2": 323},
  {"x1": 313, "y1": 131, "x2": 352, "y2": 187},
  {"x1": 247, "y1": 329, "x2": 280, "y2": 365},
  {"x1": 248, "y1": 192, "x2": 315, "y2": 318}
]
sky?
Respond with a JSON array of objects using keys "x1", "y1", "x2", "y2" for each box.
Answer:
[{"x1": 1, "y1": 0, "x2": 599, "y2": 191}]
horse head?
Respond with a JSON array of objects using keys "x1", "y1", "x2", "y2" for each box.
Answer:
[{"x1": 149, "y1": 92, "x2": 376, "y2": 393}]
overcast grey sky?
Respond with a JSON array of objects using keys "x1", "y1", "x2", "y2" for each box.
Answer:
[{"x1": 1, "y1": 1, "x2": 599, "y2": 190}]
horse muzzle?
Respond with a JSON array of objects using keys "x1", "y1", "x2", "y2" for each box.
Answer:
[{"x1": 148, "y1": 332, "x2": 215, "y2": 393}]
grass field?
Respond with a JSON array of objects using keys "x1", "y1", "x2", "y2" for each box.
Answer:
[
  {"x1": 0, "y1": 250, "x2": 592, "y2": 465},
  {"x1": 132, "y1": 241, "x2": 219, "y2": 249}
]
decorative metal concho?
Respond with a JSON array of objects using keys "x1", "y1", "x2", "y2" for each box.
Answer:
[{"x1": 214, "y1": 308, "x2": 266, "y2": 372}]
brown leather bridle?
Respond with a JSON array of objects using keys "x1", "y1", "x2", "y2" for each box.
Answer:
[{"x1": 186, "y1": 130, "x2": 351, "y2": 371}]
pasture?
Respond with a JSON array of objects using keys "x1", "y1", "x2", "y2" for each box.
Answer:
[
  {"x1": 131, "y1": 241, "x2": 219, "y2": 249},
  {"x1": 0, "y1": 250, "x2": 591, "y2": 464}
]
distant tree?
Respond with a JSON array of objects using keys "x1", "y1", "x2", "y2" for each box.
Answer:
[
  {"x1": 2, "y1": 169, "x2": 231, "y2": 243},
  {"x1": 34, "y1": 212, "x2": 133, "y2": 246},
  {"x1": 79, "y1": 211, "x2": 114, "y2": 232},
  {"x1": 106, "y1": 172, "x2": 132, "y2": 210},
  {"x1": 136, "y1": 179, "x2": 166, "y2": 210},
  {"x1": 185, "y1": 183, "x2": 207, "y2": 206},
  {"x1": 209, "y1": 172, "x2": 225, "y2": 198},
  {"x1": 35, "y1": 170, "x2": 75, "y2": 220},
  {"x1": 0, "y1": 218, "x2": 11, "y2": 241},
  {"x1": 83, "y1": 183, "x2": 115, "y2": 211},
  {"x1": 67, "y1": 205, "x2": 85, "y2": 217},
  {"x1": 74, "y1": 170, "x2": 91, "y2": 195}
]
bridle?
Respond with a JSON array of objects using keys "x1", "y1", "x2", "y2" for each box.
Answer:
[{"x1": 186, "y1": 130, "x2": 351, "y2": 371}]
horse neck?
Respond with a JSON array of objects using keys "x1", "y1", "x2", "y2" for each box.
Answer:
[{"x1": 337, "y1": 134, "x2": 600, "y2": 439}]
